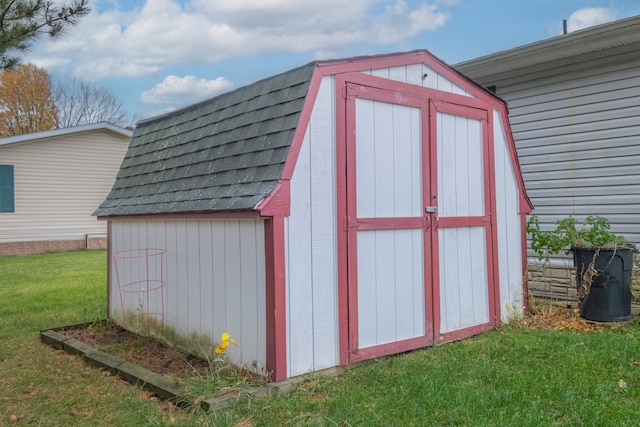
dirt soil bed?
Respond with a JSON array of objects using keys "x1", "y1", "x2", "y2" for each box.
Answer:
[{"x1": 59, "y1": 321, "x2": 212, "y2": 380}]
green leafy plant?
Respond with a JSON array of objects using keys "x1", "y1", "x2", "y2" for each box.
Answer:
[{"x1": 527, "y1": 215, "x2": 627, "y2": 261}]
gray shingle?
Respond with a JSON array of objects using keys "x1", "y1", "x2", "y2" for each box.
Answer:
[{"x1": 94, "y1": 61, "x2": 316, "y2": 217}]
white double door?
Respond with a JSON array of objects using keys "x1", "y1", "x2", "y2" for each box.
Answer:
[{"x1": 343, "y1": 79, "x2": 496, "y2": 362}]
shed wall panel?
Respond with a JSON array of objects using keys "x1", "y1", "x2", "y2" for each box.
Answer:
[
  {"x1": 437, "y1": 113, "x2": 484, "y2": 217},
  {"x1": 357, "y1": 229, "x2": 425, "y2": 347},
  {"x1": 438, "y1": 227, "x2": 489, "y2": 333},
  {"x1": 0, "y1": 131, "x2": 128, "y2": 242},
  {"x1": 493, "y1": 111, "x2": 525, "y2": 318},
  {"x1": 367, "y1": 64, "x2": 471, "y2": 95},
  {"x1": 285, "y1": 75, "x2": 339, "y2": 377},
  {"x1": 109, "y1": 219, "x2": 267, "y2": 375},
  {"x1": 355, "y1": 99, "x2": 422, "y2": 218}
]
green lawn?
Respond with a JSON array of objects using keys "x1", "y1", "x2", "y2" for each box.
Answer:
[{"x1": 2, "y1": 250, "x2": 640, "y2": 426}]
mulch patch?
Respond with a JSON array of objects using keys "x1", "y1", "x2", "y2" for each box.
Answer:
[{"x1": 58, "y1": 321, "x2": 212, "y2": 380}]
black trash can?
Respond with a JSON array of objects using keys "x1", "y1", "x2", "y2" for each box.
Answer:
[{"x1": 572, "y1": 246, "x2": 633, "y2": 322}]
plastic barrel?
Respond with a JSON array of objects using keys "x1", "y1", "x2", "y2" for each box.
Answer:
[{"x1": 572, "y1": 246, "x2": 633, "y2": 322}]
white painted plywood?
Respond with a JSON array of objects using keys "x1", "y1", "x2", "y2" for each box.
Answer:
[
  {"x1": 438, "y1": 227, "x2": 489, "y2": 333},
  {"x1": 437, "y1": 113, "x2": 484, "y2": 217},
  {"x1": 109, "y1": 219, "x2": 267, "y2": 375},
  {"x1": 493, "y1": 110, "x2": 525, "y2": 319},
  {"x1": 355, "y1": 98, "x2": 422, "y2": 218},
  {"x1": 285, "y1": 75, "x2": 339, "y2": 377},
  {"x1": 368, "y1": 64, "x2": 471, "y2": 95},
  {"x1": 354, "y1": 94, "x2": 425, "y2": 349},
  {"x1": 357, "y1": 229, "x2": 425, "y2": 348}
]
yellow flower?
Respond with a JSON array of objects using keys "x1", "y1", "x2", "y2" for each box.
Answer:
[{"x1": 215, "y1": 332, "x2": 238, "y2": 354}]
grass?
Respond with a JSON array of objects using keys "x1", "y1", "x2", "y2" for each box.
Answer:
[{"x1": 2, "y1": 250, "x2": 640, "y2": 425}]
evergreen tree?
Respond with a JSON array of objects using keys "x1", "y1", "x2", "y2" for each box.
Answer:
[{"x1": 0, "y1": 0, "x2": 90, "y2": 70}]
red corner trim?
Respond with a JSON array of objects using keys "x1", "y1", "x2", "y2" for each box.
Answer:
[
  {"x1": 106, "y1": 221, "x2": 112, "y2": 318},
  {"x1": 264, "y1": 216, "x2": 287, "y2": 381},
  {"x1": 281, "y1": 67, "x2": 325, "y2": 180},
  {"x1": 257, "y1": 180, "x2": 291, "y2": 217}
]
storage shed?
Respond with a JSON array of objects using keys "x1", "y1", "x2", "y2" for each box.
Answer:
[{"x1": 94, "y1": 50, "x2": 531, "y2": 381}]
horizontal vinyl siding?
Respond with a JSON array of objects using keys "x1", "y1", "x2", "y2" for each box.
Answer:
[
  {"x1": 0, "y1": 131, "x2": 129, "y2": 242},
  {"x1": 490, "y1": 50, "x2": 640, "y2": 247}
]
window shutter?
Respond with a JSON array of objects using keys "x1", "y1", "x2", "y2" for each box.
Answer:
[{"x1": 0, "y1": 165, "x2": 15, "y2": 213}]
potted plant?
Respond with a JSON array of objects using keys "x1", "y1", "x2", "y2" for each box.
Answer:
[{"x1": 526, "y1": 215, "x2": 635, "y2": 322}]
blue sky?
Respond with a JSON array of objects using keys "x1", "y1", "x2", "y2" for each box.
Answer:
[{"x1": 25, "y1": 0, "x2": 640, "y2": 123}]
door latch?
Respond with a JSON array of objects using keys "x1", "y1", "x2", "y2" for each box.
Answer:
[{"x1": 425, "y1": 206, "x2": 437, "y2": 213}]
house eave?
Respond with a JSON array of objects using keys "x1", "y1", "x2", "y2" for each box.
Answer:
[
  {"x1": 454, "y1": 15, "x2": 640, "y2": 79},
  {"x1": 0, "y1": 122, "x2": 132, "y2": 147}
]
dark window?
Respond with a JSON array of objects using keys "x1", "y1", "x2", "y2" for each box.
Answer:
[{"x1": 0, "y1": 164, "x2": 15, "y2": 213}]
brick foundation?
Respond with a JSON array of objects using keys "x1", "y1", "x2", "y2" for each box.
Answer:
[{"x1": 0, "y1": 237, "x2": 107, "y2": 257}]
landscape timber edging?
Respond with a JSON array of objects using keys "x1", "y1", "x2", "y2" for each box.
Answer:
[{"x1": 39, "y1": 323, "x2": 348, "y2": 411}]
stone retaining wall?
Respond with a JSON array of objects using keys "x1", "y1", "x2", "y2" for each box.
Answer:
[{"x1": 528, "y1": 258, "x2": 640, "y2": 307}]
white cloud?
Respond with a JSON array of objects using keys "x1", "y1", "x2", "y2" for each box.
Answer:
[
  {"x1": 27, "y1": 0, "x2": 452, "y2": 80},
  {"x1": 566, "y1": 7, "x2": 617, "y2": 32},
  {"x1": 371, "y1": 1, "x2": 450, "y2": 43},
  {"x1": 140, "y1": 75, "x2": 234, "y2": 105}
]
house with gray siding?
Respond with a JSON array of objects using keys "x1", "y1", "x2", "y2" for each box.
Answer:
[
  {"x1": 95, "y1": 50, "x2": 531, "y2": 381},
  {"x1": 0, "y1": 122, "x2": 132, "y2": 256},
  {"x1": 455, "y1": 15, "x2": 640, "y2": 302}
]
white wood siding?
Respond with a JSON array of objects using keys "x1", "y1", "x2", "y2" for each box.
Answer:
[
  {"x1": 355, "y1": 97, "x2": 425, "y2": 348},
  {"x1": 109, "y1": 219, "x2": 267, "y2": 376},
  {"x1": 357, "y1": 229, "x2": 425, "y2": 346},
  {"x1": 0, "y1": 131, "x2": 128, "y2": 242},
  {"x1": 355, "y1": 99, "x2": 422, "y2": 218},
  {"x1": 285, "y1": 75, "x2": 339, "y2": 377},
  {"x1": 436, "y1": 112, "x2": 490, "y2": 332},
  {"x1": 437, "y1": 113, "x2": 484, "y2": 217},
  {"x1": 481, "y1": 51, "x2": 640, "y2": 246},
  {"x1": 438, "y1": 227, "x2": 489, "y2": 332},
  {"x1": 493, "y1": 110, "x2": 525, "y2": 317},
  {"x1": 368, "y1": 64, "x2": 471, "y2": 96}
]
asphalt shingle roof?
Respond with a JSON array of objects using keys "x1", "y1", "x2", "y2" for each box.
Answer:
[{"x1": 94, "y1": 62, "x2": 316, "y2": 217}]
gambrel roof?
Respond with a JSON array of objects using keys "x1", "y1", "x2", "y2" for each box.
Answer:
[
  {"x1": 93, "y1": 63, "x2": 315, "y2": 216},
  {"x1": 95, "y1": 50, "x2": 532, "y2": 218}
]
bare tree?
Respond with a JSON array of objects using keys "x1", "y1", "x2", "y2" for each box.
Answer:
[
  {"x1": 0, "y1": 0, "x2": 90, "y2": 70},
  {"x1": 52, "y1": 76, "x2": 137, "y2": 129}
]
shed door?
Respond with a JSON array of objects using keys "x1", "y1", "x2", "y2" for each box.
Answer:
[
  {"x1": 344, "y1": 82, "x2": 433, "y2": 362},
  {"x1": 431, "y1": 101, "x2": 497, "y2": 341},
  {"x1": 340, "y1": 80, "x2": 497, "y2": 363}
]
